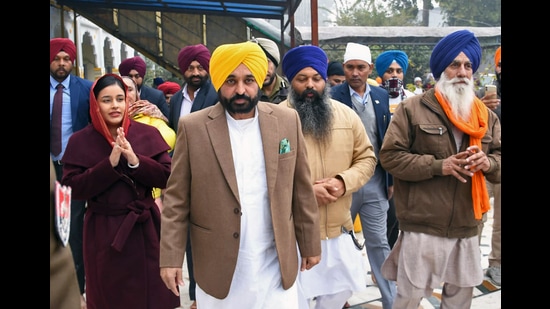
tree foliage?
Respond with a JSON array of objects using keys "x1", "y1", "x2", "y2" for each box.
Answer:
[
  {"x1": 330, "y1": 0, "x2": 420, "y2": 26},
  {"x1": 437, "y1": 0, "x2": 501, "y2": 27},
  {"x1": 329, "y1": 0, "x2": 501, "y2": 83}
]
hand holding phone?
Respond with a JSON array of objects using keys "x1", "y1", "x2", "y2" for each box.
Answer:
[
  {"x1": 482, "y1": 84, "x2": 499, "y2": 110},
  {"x1": 485, "y1": 84, "x2": 497, "y2": 98}
]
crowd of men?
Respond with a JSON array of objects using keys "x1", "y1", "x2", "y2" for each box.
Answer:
[{"x1": 51, "y1": 30, "x2": 501, "y2": 309}]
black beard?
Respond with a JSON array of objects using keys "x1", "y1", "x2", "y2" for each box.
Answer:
[
  {"x1": 184, "y1": 74, "x2": 208, "y2": 89},
  {"x1": 263, "y1": 73, "x2": 276, "y2": 88},
  {"x1": 289, "y1": 85, "x2": 333, "y2": 145},
  {"x1": 52, "y1": 67, "x2": 70, "y2": 80},
  {"x1": 219, "y1": 91, "x2": 259, "y2": 115}
]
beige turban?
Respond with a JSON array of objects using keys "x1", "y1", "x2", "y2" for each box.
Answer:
[
  {"x1": 254, "y1": 37, "x2": 280, "y2": 67},
  {"x1": 209, "y1": 41, "x2": 267, "y2": 91}
]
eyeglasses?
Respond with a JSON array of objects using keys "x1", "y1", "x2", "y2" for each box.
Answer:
[
  {"x1": 385, "y1": 68, "x2": 403, "y2": 74},
  {"x1": 128, "y1": 73, "x2": 142, "y2": 79}
]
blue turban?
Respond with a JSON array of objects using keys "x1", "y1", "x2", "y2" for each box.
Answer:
[
  {"x1": 430, "y1": 29, "x2": 482, "y2": 79},
  {"x1": 375, "y1": 50, "x2": 409, "y2": 76},
  {"x1": 282, "y1": 45, "x2": 328, "y2": 82}
]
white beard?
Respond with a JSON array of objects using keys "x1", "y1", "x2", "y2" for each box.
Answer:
[{"x1": 436, "y1": 72, "x2": 475, "y2": 121}]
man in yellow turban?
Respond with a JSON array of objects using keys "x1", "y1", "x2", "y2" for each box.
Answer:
[
  {"x1": 209, "y1": 41, "x2": 266, "y2": 89},
  {"x1": 159, "y1": 41, "x2": 322, "y2": 308}
]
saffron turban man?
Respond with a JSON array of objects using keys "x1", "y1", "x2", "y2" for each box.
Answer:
[
  {"x1": 160, "y1": 40, "x2": 322, "y2": 308},
  {"x1": 209, "y1": 41, "x2": 268, "y2": 91}
]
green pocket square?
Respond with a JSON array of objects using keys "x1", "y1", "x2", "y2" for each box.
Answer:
[{"x1": 279, "y1": 138, "x2": 290, "y2": 154}]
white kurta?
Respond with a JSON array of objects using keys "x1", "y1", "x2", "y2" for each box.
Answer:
[
  {"x1": 297, "y1": 234, "x2": 367, "y2": 308},
  {"x1": 196, "y1": 108, "x2": 300, "y2": 309}
]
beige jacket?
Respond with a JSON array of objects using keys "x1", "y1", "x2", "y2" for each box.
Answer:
[{"x1": 282, "y1": 98, "x2": 377, "y2": 239}]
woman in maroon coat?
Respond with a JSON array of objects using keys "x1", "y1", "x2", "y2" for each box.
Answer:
[{"x1": 62, "y1": 74, "x2": 179, "y2": 309}]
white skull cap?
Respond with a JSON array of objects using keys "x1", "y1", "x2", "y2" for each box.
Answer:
[{"x1": 343, "y1": 42, "x2": 372, "y2": 64}]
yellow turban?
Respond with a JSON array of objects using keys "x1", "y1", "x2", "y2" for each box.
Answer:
[{"x1": 209, "y1": 41, "x2": 267, "y2": 91}]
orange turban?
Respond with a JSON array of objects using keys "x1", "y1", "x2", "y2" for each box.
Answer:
[
  {"x1": 494, "y1": 46, "x2": 501, "y2": 68},
  {"x1": 50, "y1": 38, "x2": 76, "y2": 63},
  {"x1": 209, "y1": 41, "x2": 267, "y2": 91}
]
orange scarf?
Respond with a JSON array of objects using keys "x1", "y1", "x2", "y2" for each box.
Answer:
[{"x1": 435, "y1": 87, "x2": 490, "y2": 220}]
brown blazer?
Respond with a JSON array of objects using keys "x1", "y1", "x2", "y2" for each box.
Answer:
[{"x1": 160, "y1": 102, "x2": 321, "y2": 299}]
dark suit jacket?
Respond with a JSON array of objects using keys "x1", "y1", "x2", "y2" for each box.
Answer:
[
  {"x1": 160, "y1": 102, "x2": 321, "y2": 299},
  {"x1": 51, "y1": 75, "x2": 93, "y2": 158},
  {"x1": 51, "y1": 75, "x2": 93, "y2": 134},
  {"x1": 168, "y1": 79, "x2": 218, "y2": 132},
  {"x1": 140, "y1": 85, "x2": 170, "y2": 118},
  {"x1": 331, "y1": 82, "x2": 393, "y2": 188}
]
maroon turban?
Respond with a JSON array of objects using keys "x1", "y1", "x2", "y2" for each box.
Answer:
[
  {"x1": 50, "y1": 38, "x2": 77, "y2": 63},
  {"x1": 119, "y1": 56, "x2": 147, "y2": 77},
  {"x1": 177, "y1": 44, "x2": 211, "y2": 75},
  {"x1": 157, "y1": 81, "x2": 181, "y2": 95}
]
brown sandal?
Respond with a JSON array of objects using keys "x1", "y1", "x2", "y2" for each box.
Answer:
[{"x1": 190, "y1": 300, "x2": 197, "y2": 309}]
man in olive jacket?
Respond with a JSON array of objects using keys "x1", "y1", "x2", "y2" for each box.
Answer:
[{"x1": 379, "y1": 29, "x2": 501, "y2": 309}]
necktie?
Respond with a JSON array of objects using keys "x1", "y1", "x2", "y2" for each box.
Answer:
[{"x1": 51, "y1": 84, "x2": 63, "y2": 156}]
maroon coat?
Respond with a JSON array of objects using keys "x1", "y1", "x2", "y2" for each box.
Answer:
[{"x1": 62, "y1": 120, "x2": 179, "y2": 309}]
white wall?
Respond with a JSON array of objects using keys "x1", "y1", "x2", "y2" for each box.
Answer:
[{"x1": 50, "y1": 5, "x2": 136, "y2": 80}]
